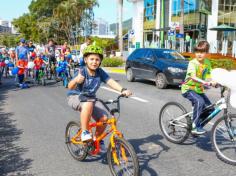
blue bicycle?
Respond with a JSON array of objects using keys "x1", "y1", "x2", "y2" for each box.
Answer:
[{"x1": 159, "y1": 85, "x2": 236, "y2": 165}]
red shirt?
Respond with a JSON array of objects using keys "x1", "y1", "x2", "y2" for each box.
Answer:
[
  {"x1": 34, "y1": 57, "x2": 44, "y2": 70},
  {"x1": 16, "y1": 60, "x2": 27, "y2": 75}
]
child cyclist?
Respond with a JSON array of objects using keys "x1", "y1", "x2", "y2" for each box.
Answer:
[
  {"x1": 16, "y1": 54, "x2": 29, "y2": 89},
  {"x1": 56, "y1": 54, "x2": 70, "y2": 80},
  {"x1": 34, "y1": 53, "x2": 46, "y2": 82},
  {"x1": 67, "y1": 45, "x2": 132, "y2": 148},
  {"x1": 181, "y1": 41, "x2": 217, "y2": 135}
]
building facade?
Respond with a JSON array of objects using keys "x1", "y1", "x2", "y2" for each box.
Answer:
[
  {"x1": 109, "y1": 18, "x2": 133, "y2": 35},
  {"x1": 92, "y1": 18, "x2": 109, "y2": 35},
  {"x1": 0, "y1": 19, "x2": 11, "y2": 34},
  {"x1": 129, "y1": 0, "x2": 236, "y2": 49}
]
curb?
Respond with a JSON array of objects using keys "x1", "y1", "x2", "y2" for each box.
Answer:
[{"x1": 102, "y1": 67, "x2": 126, "y2": 74}]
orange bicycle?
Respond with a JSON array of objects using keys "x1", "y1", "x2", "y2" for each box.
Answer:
[{"x1": 65, "y1": 94, "x2": 140, "y2": 176}]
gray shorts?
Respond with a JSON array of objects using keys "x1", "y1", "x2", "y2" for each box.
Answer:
[{"x1": 67, "y1": 95, "x2": 109, "y2": 121}]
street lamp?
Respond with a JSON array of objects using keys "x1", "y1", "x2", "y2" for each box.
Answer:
[{"x1": 117, "y1": 0, "x2": 123, "y2": 56}]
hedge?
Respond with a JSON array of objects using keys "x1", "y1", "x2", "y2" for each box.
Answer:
[
  {"x1": 187, "y1": 57, "x2": 235, "y2": 70},
  {"x1": 101, "y1": 57, "x2": 124, "y2": 67}
]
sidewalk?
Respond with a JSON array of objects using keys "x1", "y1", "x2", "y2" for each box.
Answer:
[{"x1": 102, "y1": 66, "x2": 125, "y2": 74}]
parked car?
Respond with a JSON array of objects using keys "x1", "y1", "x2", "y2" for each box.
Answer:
[{"x1": 125, "y1": 48, "x2": 188, "y2": 89}]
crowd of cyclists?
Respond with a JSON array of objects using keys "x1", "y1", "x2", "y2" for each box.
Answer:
[
  {"x1": 0, "y1": 38, "x2": 81, "y2": 88},
  {"x1": 1, "y1": 37, "x2": 236, "y2": 174}
]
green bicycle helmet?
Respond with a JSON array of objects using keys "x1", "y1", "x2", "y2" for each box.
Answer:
[{"x1": 83, "y1": 45, "x2": 103, "y2": 59}]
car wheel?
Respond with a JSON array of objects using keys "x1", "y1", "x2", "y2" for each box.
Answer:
[
  {"x1": 155, "y1": 73, "x2": 167, "y2": 89},
  {"x1": 126, "y1": 68, "x2": 135, "y2": 82}
]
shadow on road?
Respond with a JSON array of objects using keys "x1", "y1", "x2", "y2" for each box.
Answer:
[
  {"x1": 129, "y1": 134, "x2": 170, "y2": 176},
  {"x1": 0, "y1": 78, "x2": 33, "y2": 176},
  {"x1": 182, "y1": 133, "x2": 213, "y2": 152}
]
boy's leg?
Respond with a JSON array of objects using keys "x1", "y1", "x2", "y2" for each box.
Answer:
[
  {"x1": 182, "y1": 90, "x2": 205, "y2": 127},
  {"x1": 80, "y1": 102, "x2": 94, "y2": 131},
  {"x1": 34, "y1": 70, "x2": 38, "y2": 81},
  {"x1": 18, "y1": 74, "x2": 24, "y2": 84},
  {"x1": 198, "y1": 93, "x2": 214, "y2": 126},
  {"x1": 92, "y1": 102, "x2": 109, "y2": 138}
]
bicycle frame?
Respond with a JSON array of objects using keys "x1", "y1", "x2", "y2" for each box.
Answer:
[
  {"x1": 173, "y1": 89, "x2": 228, "y2": 129},
  {"x1": 71, "y1": 117, "x2": 123, "y2": 155},
  {"x1": 70, "y1": 95, "x2": 127, "y2": 164}
]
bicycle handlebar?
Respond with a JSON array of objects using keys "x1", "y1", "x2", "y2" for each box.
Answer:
[{"x1": 96, "y1": 94, "x2": 127, "y2": 115}]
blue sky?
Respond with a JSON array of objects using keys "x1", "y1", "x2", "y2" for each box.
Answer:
[
  {"x1": 0, "y1": 0, "x2": 31, "y2": 21},
  {"x1": 0, "y1": 0, "x2": 133, "y2": 24},
  {"x1": 94, "y1": 0, "x2": 133, "y2": 24}
]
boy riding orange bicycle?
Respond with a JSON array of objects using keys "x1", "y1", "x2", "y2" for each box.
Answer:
[{"x1": 67, "y1": 45, "x2": 132, "y2": 150}]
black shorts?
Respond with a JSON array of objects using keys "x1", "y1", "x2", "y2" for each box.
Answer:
[{"x1": 48, "y1": 56, "x2": 56, "y2": 65}]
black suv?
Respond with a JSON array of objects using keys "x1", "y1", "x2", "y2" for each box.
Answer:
[{"x1": 125, "y1": 48, "x2": 188, "y2": 89}]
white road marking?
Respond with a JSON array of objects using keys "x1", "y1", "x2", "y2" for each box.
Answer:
[{"x1": 101, "y1": 86, "x2": 149, "y2": 103}]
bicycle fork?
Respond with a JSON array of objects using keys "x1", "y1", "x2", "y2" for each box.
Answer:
[{"x1": 110, "y1": 131, "x2": 127, "y2": 165}]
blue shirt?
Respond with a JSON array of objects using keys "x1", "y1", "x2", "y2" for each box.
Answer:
[
  {"x1": 58, "y1": 60, "x2": 68, "y2": 70},
  {"x1": 16, "y1": 46, "x2": 29, "y2": 60},
  {"x1": 67, "y1": 67, "x2": 110, "y2": 98}
]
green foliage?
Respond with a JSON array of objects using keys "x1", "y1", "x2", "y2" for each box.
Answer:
[
  {"x1": 187, "y1": 57, "x2": 235, "y2": 70},
  {"x1": 12, "y1": 0, "x2": 98, "y2": 44},
  {"x1": 0, "y1": 34, "x2": 19, "y2": 47},
  {"x1": 29, "y1": 0, "x2": 65, "y2": 18},
  {"x1": 92, "y1": 37, "x2": 116, "y2": 51},
  {"x1": 101, "y1": 57, "x2": 124, "y2": 67},
  {"x1": 209, "y1": 59, "x2": 234, "y2": 70}
]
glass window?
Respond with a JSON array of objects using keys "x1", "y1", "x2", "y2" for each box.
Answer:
[
  {"x1": 144, "y1": 0, "x2": 157, "y2": 22},
  {"x1": 154, "y1": 50, "x2": 187, "y2": 60}
]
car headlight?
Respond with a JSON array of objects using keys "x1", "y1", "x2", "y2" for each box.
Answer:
[{"x1": 167, "y1": 67, "x2": 185, "y2": 73}]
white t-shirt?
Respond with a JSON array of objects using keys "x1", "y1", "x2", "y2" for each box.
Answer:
[{"x1": 79, "y1": 43, "x2": 88, "y2": 58}]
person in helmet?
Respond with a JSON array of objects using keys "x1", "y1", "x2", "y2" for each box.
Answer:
[{"x1": 67, "y1": 45, "x2": 132, "y2": 150}]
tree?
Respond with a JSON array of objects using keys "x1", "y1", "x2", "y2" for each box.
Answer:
[
  {"x1": 12, "y1": 14, "x2": 39, "y2": 41},
  {"x1": 13, "y1": 0, "x2": 99, "y2": 44},
  {"x1": 53, "y1": 0, "x2": 98, "y2": 44},
  {"x1": 0, "y1": 34, "x2": 19, "y2": 47}
]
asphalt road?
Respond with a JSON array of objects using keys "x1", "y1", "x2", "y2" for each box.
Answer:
[{"x1": 0, "y1": 73, "x2": 236, "y2": 176}]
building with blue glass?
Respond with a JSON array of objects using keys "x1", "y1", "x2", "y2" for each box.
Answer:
[{"x1": 129, "y1": 0, "x2": 236, "y2": 48}]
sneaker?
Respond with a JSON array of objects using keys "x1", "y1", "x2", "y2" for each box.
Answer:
[
  {"x1": 81, "y1": 130, "x2": 92, "y2": 142},
  {"x1": 191, "y1": 127, "x2": 206, "y2": 135},
  {"x1": 99, "y1": 140, "x2": 106, "y2": 153}
]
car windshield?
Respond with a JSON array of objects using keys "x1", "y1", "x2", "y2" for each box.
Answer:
[{"x1": 157, "y1": 50, "x2": 187, "y2": 60}]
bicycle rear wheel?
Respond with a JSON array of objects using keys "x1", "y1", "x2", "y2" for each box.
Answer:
[
  {"x1": 65, "y1": 121, "x2": 88, "y2": 161},
  {"x1": 159, "y1": 102, "x2": 191, "y2": 144},
  {"x1": 211, "y1": 114, "x2": 236, "y2": 165},
  {"x1": 107, "y1": 137, "x2": 139, "y2": 176}
]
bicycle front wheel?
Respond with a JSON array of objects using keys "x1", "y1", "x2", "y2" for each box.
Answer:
[
  {"x1": 107, "y1": 137, "x2": 139, "y2": 176},
  {"x1": 211, "y1": 114, "x2": 236, "y2": 165},
  {"x1": 159, "y1": 102, "x2": 191, "y2": 144},
  {"x1": 65, "y1": 121, "x2": 88, "y2": 161}
]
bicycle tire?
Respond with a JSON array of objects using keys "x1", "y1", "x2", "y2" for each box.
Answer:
[
  {"x1": 211, "y1": 114, "x2": 236, "y2": 165},
  {"x1": 65, "y1": 121, "x2": 88, "y2": 161},
  {"x1": 107, "y1": 137, "x2": 140, "y2": 176},
  {"x1": 159, "y1": 102, "x2": 191, "y2": 144}
]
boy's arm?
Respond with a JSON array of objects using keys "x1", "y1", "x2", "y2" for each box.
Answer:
[
  {"x1": 106, "y1": 78, "x2": 123, "y2": 92},
  {"x1": 68, "y1": 69, "x2": 84, "y2": 90},
  {"x1": 106, "y1": 78, "x2": 132, "y2": 96}
]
